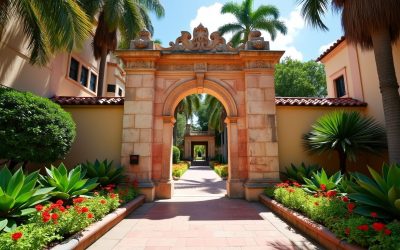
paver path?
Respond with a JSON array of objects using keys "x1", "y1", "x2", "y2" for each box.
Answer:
[{"x1": 89, "y1": 165, "x2": 322, "y2": 250}]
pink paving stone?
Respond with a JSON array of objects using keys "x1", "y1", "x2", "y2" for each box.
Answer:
[{"x1": 88, "y1": 165, "x2": 322, "y2": 250}]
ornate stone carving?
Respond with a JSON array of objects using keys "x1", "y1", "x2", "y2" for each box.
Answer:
[
  {"x1": 157, "y1": 64, "x2": 194, "y2": 71},
  {"x1": 126, "y1": 61, "x2": 155, "y2": 69},
  {"x1": 167, "y1": 24, "x2": 237, "y2": 52},
  {"x1": 245, "y1": 30, "x2": 270, "y2": 50},
  {"x1": 194, "y1": 63, "x2": 207, "y2": 72},
  {"x1": 130, "y1": 29, "x2": 154, "y2": 50},
  {"x1": 246, "y1": 60, "x2": 273, "y2": 69},
  {"x1": 208, "y1": 64, "x2": 242, "y2": 71}
]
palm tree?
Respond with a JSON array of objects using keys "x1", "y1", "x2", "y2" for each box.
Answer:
[
  {"x1": 204, "y1": 95, "x2": 226, "y2": 133},
  {"x1": 173, "y1": 94, "x2": 201, "y2": 145},
  {"x1": 297, "y1": 0, "x2": 400, "y2": 164},
  {"x1": 218, "y1": 0, "x2": 287, "y2": 47},
  {"x1": 303, "y1": 111, "x2": 387, "y2": 174},
  {"x1": 79, "y1": 0, "x2": 164, "y2": 96},
  {"x1": 0, "y1": 0, "x2": 92, "y2": 65}
]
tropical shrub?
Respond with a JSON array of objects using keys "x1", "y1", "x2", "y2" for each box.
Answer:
[
  {"x1": 172, "y1": 162, "x2": 189, "y2": 178},
  {"x1": 39, "y1": 163, "x2": 98, "y2": 200},
  {"x1": 302, "y1": 169, "x2": 343, "y2": 194},
  {"x1": 0, "y1": 167, "x2": 54, "y2": 232},
  {"x1": 281, "y1": 162, "x2": 321, "y2": 184},
  {"x1": 82, "y1": 159, "x2": 124, "y2": 186},
  {"x1": 303, "y1": 111, "x2": 386, "y2": 173},
  {"x1": 271, "y1": 185, "x2": 400, "y2": 248},
  {"x1": 349, "y1": 164, "x2": 400, "y2": 219},
  {"x1": 0, "y1": 88, "x2": 76, "y2": 166},
  {"x1": 214, "y1": 164, "x2": 228, "y2": 178},
  {"x1": 172, "y1": 146, "x2": 180, "y2": 164}
]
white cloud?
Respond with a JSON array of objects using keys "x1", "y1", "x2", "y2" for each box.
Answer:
[
  {"x1": 319, "y1": 41, "x2": 335, "y2": 54},
  {"x1": 189, "y1": 3, "x2": 236, "y2": 41},
  {"x1": 189, "y1": 4, "x2": 305, "y2": 61}
]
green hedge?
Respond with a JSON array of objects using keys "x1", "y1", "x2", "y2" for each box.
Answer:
[{"x1": 0, "y1": 88, "x2": 76, "y2": 164}]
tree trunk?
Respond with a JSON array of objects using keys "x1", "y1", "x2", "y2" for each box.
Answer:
[
  {"x1": 371, "y1": 30, "x2": 400, "y2": 164},
  {"x1": 337, "y1": 150, "x2": 347, "y2": 174},
  {"x1": 97, "y1": 47, "x2": 108, "y2": 97}
]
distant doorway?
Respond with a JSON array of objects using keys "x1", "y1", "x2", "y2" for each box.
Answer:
[{"x1": 192, "y1": 142, "x2": 207, "y2": 161}]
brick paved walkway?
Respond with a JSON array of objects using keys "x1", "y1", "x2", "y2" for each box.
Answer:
[{"x1": 88, "y1": 165, "x2": 322, "y2": 250}]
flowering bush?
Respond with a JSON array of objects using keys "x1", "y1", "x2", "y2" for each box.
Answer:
[
  {"x1": 271, "y1": 184, "x2": 400, "y2": 249},
  {"x1": 0, "y1": 193, "x2": 120, "y2": 250},
  {"x1": 214, "y1": 164, "x2": 228, "y2": 178},
  {"x1": 172, "y1": 162, "x2": 190, "y2": 178}
]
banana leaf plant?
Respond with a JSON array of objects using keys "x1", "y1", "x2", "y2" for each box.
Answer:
[
  {"x1": 81, "y1": 159, "x2": 124, "y2": 186},
  {"x1": 302, "y1": 169, "x2": 343, "y2": 193},
  {"x1": 39, "y1": 163, "x2": 98, "y2": 200},
  {"x1": 0, "y1": 167, "x2": 54, "y2": 232},
  {"x1": 349, "y1": 164, "x2": 400, "y2": 219}
]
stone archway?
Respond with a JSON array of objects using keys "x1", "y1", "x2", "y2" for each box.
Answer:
[{"x1": 116, "y1": 25, "x2": 284, "y2": 201}]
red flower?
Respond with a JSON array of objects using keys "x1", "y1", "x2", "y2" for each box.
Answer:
[
  {"x1": 347, "y1": 203, "x2": 356, "y2": 213},
  {"x1": 384, "y1": 229, "x2": 392, "y2": 235},
  {"x1": 313, "y1": 193, "x2": 319, "y2": 198},
  {"x1": 320, "y1": 184, "x2": 326, "y2": 191},
  {"x1": 345, "y1": 227, "x2": 350, "y2": 235},
  {"x1": 51, "y1": 213, "x2": 59, "y2": 220},
  {"x1": 73, "y1": 197, "x2": 85, "y2": 204},
  {"x1": 81, "y1": 207, "x2": 89, "y2": 213},
  {"x1": 11, "y1": 232, "x2": 23, "y2": 241},
  {"x1": 276, "y1": 183, "x2": 289, "y2": 188},
  {"x1": 100, "y1": 199, "x2": 107, "y2": 204},
  {"x1": 370, "y1": 212, "x2": 378, "y2": 218},
  {"x1": 59, "y1": 206, "x2": 66, "y2": 212},
  {"x1": 132, "y1": 179, "x2": 139, "y2": 188},
  {"x1": 87, "y1": 213, "x2": 94, "y2": 219},
  {"x1": 372, "y1": 222, "x2": 386, "y2": 232},
  {"x1": 42, "y1": 211, "x2": 51, "y2": 223},
  {"x1": 326, "y1": 190, "x2": 337, "y2": 198},
  {"x1": 284, "y1": 180, "x2": 290, "y2": 184},
  {"x1": 287, "y1": 187, "x2": 295, "y2": 193},
  {"x1": 357, "y1": 224, "x2": 369, "y2": 231},
  {"x1": 110, "y1": 193, "x2": 116, "y2": 199},
  {"x1": 56, "y1": 200, "x2": 64, "y2": 205},
  {"x1": 292, "y1": 182, "x2": 301, "y2": 187},
  {"x1": 35, "y1": 204, "x2": 43, "y2": 212},
  {"x1": 314, "y1": 202, "x2": 319, "y2": 206},
  {"x1": 66, "y1": 205, "x2": 71, "y2": 209},
  {"x1": 342, "y1": 196, "x2": 349, "y2": 202}
]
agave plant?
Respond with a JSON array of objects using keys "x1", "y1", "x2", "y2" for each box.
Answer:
[
  {"x1": 40, "y1": 163, "x2": 98, "y2": 200},
  {"x1": 82, "y1": 159, "x2": 124, "y2": 186},
  {"x1": 281, "y1": 163, "x2": 321, "y2": 184},
  {"x1": 302, "y1": 169, "x2": 343, "y2": 193},
  {"x1": 0, "y1": 167, "x2": 54, "y2": 232},
  {"x1": 349, "y1": 164, "x2": 400, "y2": 219}
]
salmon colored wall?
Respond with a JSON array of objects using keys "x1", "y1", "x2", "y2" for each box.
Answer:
[
  {"x1": 276, "y1": 106, "x2": 388, "y2": 175},
  {"x1": 322, "y1": 40, "x2": 400, "y2": 126},
  {"x1": 61, "y1": 106, "x2": 123, "y2": 167}
]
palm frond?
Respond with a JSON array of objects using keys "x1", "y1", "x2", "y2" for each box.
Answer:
[
  {"x1": 251, "y1": 5, "x2": 279, "y2": 20},
  {"x1": 0, "y1": 0, "x2": 11, "y2": 39},
  {"x1": 296, "y1": 0, "x2": 330, "y2": 30},
  {"x1": 220, "y1": 2, "x2": 242, "y2": 19},
  {"x1": 218, "y1": 23, "x2": 243, "y2": 36},
  {"x1": 137, "y1": 0, "x2": 164, "y2": 18}
]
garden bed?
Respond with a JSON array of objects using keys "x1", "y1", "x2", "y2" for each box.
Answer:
[
  {"x1": 259, "y1": 194, "x2": 363, "y2": 250},
  {"x1": 52, "y1": 195, "x2": 145, "y2": 250},
  {"x1": 172, "y1": 161, "x2": 190, "y2": 179}
]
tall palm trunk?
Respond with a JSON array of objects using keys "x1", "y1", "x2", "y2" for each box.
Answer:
[
  {"x1": 372, "y1": 30, "x2": 400, "y2": 164},
  {"x1": 97, "y1": 46, "x2": 108, "y2": 97}
]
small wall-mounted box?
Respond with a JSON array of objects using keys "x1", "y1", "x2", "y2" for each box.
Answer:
[{"x1": 130, "y1": 155, "x2": 139, "y2": 165}]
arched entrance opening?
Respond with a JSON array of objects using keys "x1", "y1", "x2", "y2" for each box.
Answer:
[
  {"x1": 171, "y1": 92, "x2": 229, "y2": 196},
  {"x1": 158, "y1": 80, "x2": 239, "y2": 198}
]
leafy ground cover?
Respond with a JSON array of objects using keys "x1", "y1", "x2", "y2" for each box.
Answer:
[
  {"x1": 213, "y1": 163, "x2": 228, "y2": 178},
  {"x1": 0, "y1": 161, "x2": 139, "y2": 250},
  {"x1": 266, "y1": 163, "x2": 400, "y2": 249}
]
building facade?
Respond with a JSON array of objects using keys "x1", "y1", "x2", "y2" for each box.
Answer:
[{"x1": 0, "y1": 19, "x2": 125, "y2": 97}]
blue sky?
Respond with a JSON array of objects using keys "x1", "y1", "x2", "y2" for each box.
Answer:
[{"x1": 150, "y1": 0, "x2": 343, "y2": 61}]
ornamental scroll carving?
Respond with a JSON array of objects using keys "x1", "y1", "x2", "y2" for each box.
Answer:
[
  {"x1": 246, "y1": 60, "x2": 273, "y2": 69},
  {"x1": 167, "y1": 24, "x2": 237, "y2": 52},
  {"x1": 126, "y1": 61, "x2": 155, "y2": 69}
]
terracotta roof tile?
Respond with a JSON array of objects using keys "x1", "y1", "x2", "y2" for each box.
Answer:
[
  {"x1": 52, "y1": 96, "x2": 124, "y2": 105},
  {"x1": 316, "y1": 36, "x2": 345, "y2": 62},
  {"x1": 275, "y1": 97, "x2": 367, "y2": 107},
  {"x1": 52, "y1": 96, "x2": 366, "y2": 107}
]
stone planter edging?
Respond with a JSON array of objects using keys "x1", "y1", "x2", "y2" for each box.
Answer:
[
  {"x1": 259, "y1": 194, "x2": 364, "y2": 250},
  {"x1": 52, "y1": 195, "x2": 145, "y2": 250}
]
